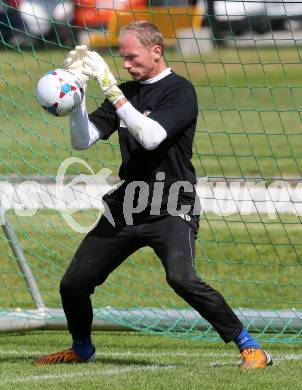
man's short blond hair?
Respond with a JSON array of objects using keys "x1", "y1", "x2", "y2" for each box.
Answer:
[{"x1": 119, "y1": 21, "x2": 164, "y2": 53}]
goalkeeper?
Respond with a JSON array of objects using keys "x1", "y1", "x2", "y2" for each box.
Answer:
[{"x1": 34, "y1": 21, "x2": 272, "y2": 369}]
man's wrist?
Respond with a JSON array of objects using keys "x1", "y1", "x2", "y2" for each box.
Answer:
[
  {"x1": 105, "y1": 84, "x2": 125, "y2": 105},
  {"x1": 114, "y1": 96, "x2": 128, "y2": 109}
]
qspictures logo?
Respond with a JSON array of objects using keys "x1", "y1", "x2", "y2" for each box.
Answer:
[{"x1": 1, "y1": 157, "x2": 302, "y2": 232}]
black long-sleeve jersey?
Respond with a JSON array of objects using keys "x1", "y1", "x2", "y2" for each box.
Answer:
[{"x1": 89, "y1": 71, "x2": 198, "y2": 212}]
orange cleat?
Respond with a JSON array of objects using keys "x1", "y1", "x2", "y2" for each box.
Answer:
[
  {"x1": 240, "y1": 348, "x2": 273, "y2": 369},
  {"x1": 33, "y1": 348, "x2": 96, "y2": 365}
]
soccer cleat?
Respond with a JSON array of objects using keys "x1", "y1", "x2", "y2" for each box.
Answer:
[
  {"x1": 240, "y1": 348, "x2": 273, "y2": 369},
  {"x1": 33, "y1": 348, "x2": 96, "y2": 365}
]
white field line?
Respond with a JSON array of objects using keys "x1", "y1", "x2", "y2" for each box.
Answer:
[
  {"x1": 0, "y1": 349, "x2": 299, "y2": 380},
  {"x1": 0, "y1": 350, "x2": 238, "y2": 357},
  {"x1": 1, "y1": 349, "x2": 302, "y2": 361},
  {"x1": 0, "y1": 365, "x2": 176, "y2": 386}
]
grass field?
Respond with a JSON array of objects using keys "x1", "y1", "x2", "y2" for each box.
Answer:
[
  {"x1": 1, "y1": 46, "x2": 302, "y2": 177},
  {"x1": 1, "y1": 209, "x2": 302, "y2": 315},
  {"x1": 1, "y1": 40, "x2": 302, "y2": 376},
  {"x1": 1, "y1": 44, "x2": 302, "y2": 317},
  {"x1": 0, "y1": 331, "x2": 301, "y2": 389}
]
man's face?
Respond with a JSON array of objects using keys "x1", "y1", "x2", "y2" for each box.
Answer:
[{"x1": 119, "y1": 32, "x2": 161, "y2": 81}]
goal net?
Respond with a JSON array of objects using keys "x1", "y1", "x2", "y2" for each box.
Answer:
[{"x1": 0, "y1": 0, "x2": 301, "y2": 342}]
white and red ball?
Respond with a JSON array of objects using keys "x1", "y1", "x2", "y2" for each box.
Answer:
[{"x1": 36, "y1": 69, "x2": 84, "y2": 117}]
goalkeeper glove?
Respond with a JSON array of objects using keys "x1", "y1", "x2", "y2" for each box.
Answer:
[
  {"x1": 83, "y1": 51, "x2": 125, "y2": 105},
  {"x1": 64, "y1": 45, "x2": 89, "y2": 84}
]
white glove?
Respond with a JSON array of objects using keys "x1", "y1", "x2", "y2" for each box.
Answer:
[
  {"x1": 64, "y1": 45, "x2": 89, "y2": 84},
  {"x1": 83, "y1": 51, "x2": 124, "y2": 104}
]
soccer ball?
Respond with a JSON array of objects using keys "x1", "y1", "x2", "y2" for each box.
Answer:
[{"x1": 36, "y1": 69, "x2": 84, "y2": 117}]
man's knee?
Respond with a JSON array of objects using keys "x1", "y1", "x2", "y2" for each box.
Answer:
[
  {"x1": 166, "y1": 270, "x2": 200, "y2": 293},
  {"x1": 60, "y1": 273, "x2": 93, "y2": 298},
  {"x1": 60, "y1": 275, "x2": 74, "y2": 297}
]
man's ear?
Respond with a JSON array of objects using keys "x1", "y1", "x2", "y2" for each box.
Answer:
[{"x1": 152, "y1": 45, "x2": 162, "y2": 60}]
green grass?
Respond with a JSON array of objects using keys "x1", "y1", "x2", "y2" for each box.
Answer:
[
  {"x1": 1, "y1": 46, "x2": 302, "y2": 177},
  {"x1": 0, "y1": 331, "x2": 301, "y2": 389},
  {"x1": 1, "y1": 45, "x2": 302, "y2": 345},
  {"x1": 1, "y1": 210, "x2": 301, "y2": 316}
]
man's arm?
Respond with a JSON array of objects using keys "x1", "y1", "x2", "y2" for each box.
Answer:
[
  {"x1": 69, "y1": 98, "x2": 103, "y2": 150},
  {"x1": 83, "y1": 51, "x2": 167, "y2": 150},
  {"x1": 115, "y1": 100, "x2": 167, "y2": 151},
  {"x1": 64, "y1": 46, "x2": 110, "y2": 150}
]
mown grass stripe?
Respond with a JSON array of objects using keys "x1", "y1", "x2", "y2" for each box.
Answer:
[{"x1": 0, "y1": 365, "x2": 176, "y2": 385}]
